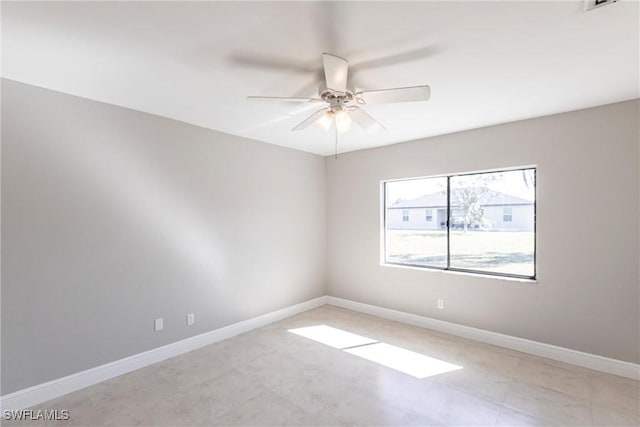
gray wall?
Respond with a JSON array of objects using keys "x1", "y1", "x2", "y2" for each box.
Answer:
[
  {"x1": 1, "y1": 80, "x2": 327, "y2": 394},
  {"x1": 327, "y1": 99, "x2": 640, "y2": 364}
]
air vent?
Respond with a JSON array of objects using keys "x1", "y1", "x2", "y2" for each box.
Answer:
[{"x1": 585, "y1": 0, "x2": 618, "y2": 11}]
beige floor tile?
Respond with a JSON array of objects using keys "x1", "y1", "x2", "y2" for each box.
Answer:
[
  {"x1": 91, "y1": 365, "x2": 177, "y2": 406},
  {"x1": 432, "y1": 364, "x2": 513, "y2": 404},
  {"x1": 115, "y1": 398, "x2": 201, "y2": 427},
  {"x1": 180, "y1": 369, "x2": 269, "y2": 419},
  {"x1": 382, "y1": 334, "x2": 467, "y2": 369},
  {"x1": 324, "y1": 388, "x2": 412, "y2": 427},
  {"x1": 494, "y1": 406, "x2": 561, "y2": 427},
  {"x1": 282, "y1": 334, "x2": 354, "y2": 370},
  {"x1": 458, "y1": 341, "x2": 522, "y2": 377},
  {"x1": 503, "y1": 380, "x2": 593, "y2": 426},
  {"x1": 409, "y1": 381, "x2": 502, "y2": 426},
  {"x1": 262, "y1": 364, "x2": 362, "y2": 416},
  {"x1": 340, "y1": 362, "x2": 432, "y2": 410},
  {"x1": 209, "y1": 388, "x2": 323, "y2": 426},
  {"x1": 592, "y1": 404, "x2": 640, "y2": 427},
  {"x1": 397, "y1": 409, "x2": 445, "y2": 427},
  {"x1": 588, "y1": 370, "x2": 640, "y2": 416},
  {"x1": 235, "y1": 348, "x2": 324, "y2": 392},
  {"x1": 512, "y1": 356, "x2": 590, "y2": 400},
  {"x1": 201, "y1": 333, "x2": 278, "y2": 370},
  {"x1": 234, "y1": 326, "x2": 303, "y2": 349},
  {"x1": 155, "y1": 351, "x2": 234, "y2": 392}
]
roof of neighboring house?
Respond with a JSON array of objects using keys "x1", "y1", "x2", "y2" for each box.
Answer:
[{"x1": 390, "y1": 188, "x2": 533, "y2": 208}]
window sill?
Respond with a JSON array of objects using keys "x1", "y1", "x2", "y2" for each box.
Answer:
[{"x1": 381, "y1": 262, "x2": 538, "y2": 284}]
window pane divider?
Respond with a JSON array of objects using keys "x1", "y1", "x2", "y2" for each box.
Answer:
[{"x1": 446, "y1": 175, "x2": 451, "y2": 270}]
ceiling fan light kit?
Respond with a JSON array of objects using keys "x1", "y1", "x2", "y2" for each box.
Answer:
[
  {"x1": 248, "y1": 52, "x2": 431, "y2": 144},
  {"x1": 316, "y1": 111, "x2": 335, "y2": 133},
  {"x1": 333, "y1": 108, "x2": 351, "y2": 134}
]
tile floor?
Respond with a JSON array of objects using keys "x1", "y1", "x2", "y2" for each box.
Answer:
[{"x1": 6, "y1": 305, "x2": 639, "y2": 426}]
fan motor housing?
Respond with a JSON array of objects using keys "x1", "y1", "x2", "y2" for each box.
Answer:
[{"x1": 321, "y1": 89, "x2": 354, "y2": 108}]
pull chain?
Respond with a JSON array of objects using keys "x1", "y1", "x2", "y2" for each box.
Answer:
[{"x1": 334, "y1": 123, "x2": 338, "y2": 159}]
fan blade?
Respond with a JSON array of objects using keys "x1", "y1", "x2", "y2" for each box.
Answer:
[
  {"x1": 323, "y1": 53, "x2": 348, "y2": 94},
  {"x1": 349, "y1": 107, "x2": 385, "y2": 133},
  {"x1": 247, "y1": 96, "x2": 323, "y2": 103},
  {"x1": 292, "y1": 108, "x2": 330, "y2": 131},
  {"x1": 355, "y1": 85, "x2": 430, "y2": 104}
]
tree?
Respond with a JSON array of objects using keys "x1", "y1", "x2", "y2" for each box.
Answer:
[
  {"x1": 451, "y1": 188, "x2": 487, "y2": 232},
  {"x1": 450, "y1": 174, "x2": 501, "y2": 232}
]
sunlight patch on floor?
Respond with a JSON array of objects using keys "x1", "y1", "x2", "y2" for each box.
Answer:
[
  {"x1": 345, "y1": 342, "x2": 462, "y2": 378},
  {"x1": 288, "y1": 325, "x2": 462, "y2": 378},
  {"x1": 288, "y1": 325, "x2": 377, "y2": 349}
]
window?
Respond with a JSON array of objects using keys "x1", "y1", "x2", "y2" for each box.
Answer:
[
  {"x1": 425, "y1": 209, "x2": 433, "y2": 221},
  {"x1": 503, "y1": 207, "x2": 513, "y2": 222},
  {"x1": 384, "y1": 168, "x2": 536, "y2": 279}
]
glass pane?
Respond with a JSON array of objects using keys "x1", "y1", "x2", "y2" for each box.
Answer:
[
  {"x1": 385, "y1": 176, "x2": 448, "y2": 268},
  {"x1": 449, "y1": 169, "x2": 535, "y2": 277}
]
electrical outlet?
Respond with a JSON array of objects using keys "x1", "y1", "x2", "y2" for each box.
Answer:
[
  {"x1": 154, "y1": 318, "x2": 164, "y2": 332},
  {"x1": 186, "y1": 313, "x2": 195, "y2": 326},
  {"x1": 437, "y1": 299, "x2": 444, "y2": 309}
]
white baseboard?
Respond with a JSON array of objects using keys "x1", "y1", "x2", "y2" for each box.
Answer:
[
  {"x1": 0, "y1": 296, "x2": 328, "y2": 411},
  {"x1": 327, "y1": 296, "x2": 640, "y2": 381}
]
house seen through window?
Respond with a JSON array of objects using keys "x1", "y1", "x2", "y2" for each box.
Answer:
[{"x1": 384, "y1": 168, "x2": 536, "y2": 279}]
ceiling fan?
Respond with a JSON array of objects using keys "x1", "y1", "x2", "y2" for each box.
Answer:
[{"x1": 247, "y1": 53, "x2": 431, "y2": 134}]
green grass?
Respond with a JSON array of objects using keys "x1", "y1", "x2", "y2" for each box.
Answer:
[{"x1": 386, "y1": 230, "x2": 534, "y2": 276}]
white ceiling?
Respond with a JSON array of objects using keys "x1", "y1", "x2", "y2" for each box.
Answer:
[{"x1": 2, "y1": 1, "x2": 638, "y2": 156}]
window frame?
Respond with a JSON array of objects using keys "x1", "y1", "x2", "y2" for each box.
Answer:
[
  {"x1": 382, "y1": 167, "x2": 536, "y2": 281},
  {"x1": 425, "y1": 208, "x2": 433, "y2": 222},
  {"x1": 402, "y1": 209, "x2": 410, "y2": 222}
]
